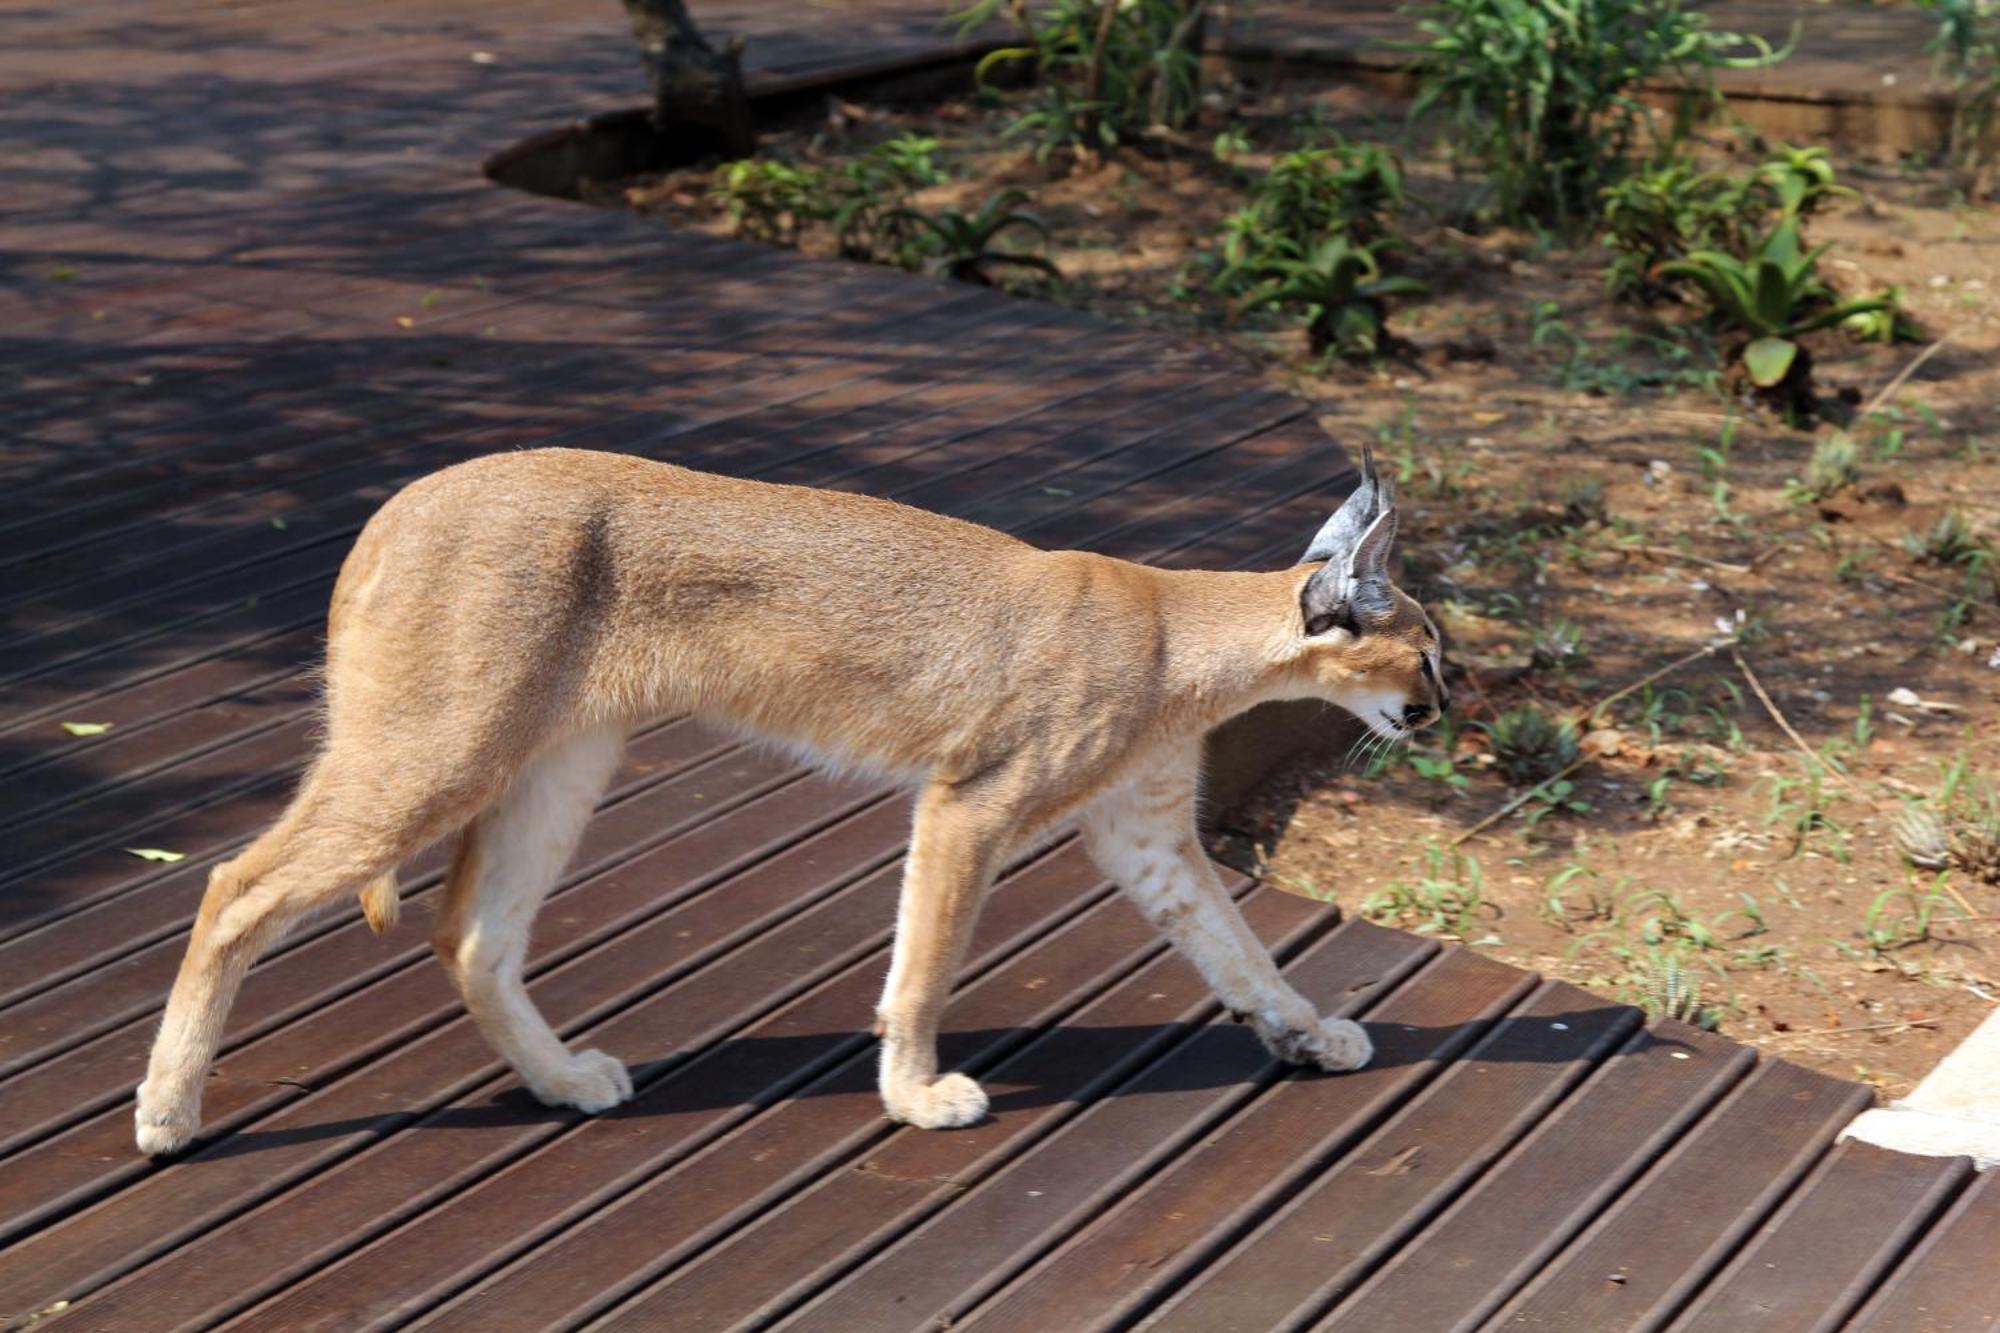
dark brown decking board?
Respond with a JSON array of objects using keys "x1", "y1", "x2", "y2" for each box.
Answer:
[
  {"x1": 254, "y1": 883, "x2": 1325, "y2": 1332},
  {"x1": 1669, "y1": 1141, "x2": 1975, "y2": 1333},
  {"x1": 1847, "y1": 1169, "x2": 2000, "y2": 1333},
  {"x1": 1136, "y1": 983, "x2": 1646, "y2": 1333},
  {"x1": 1312, "y1": 1025, "x2": 1755, "y2": 1331},
  {"x1": 954, "y1": 947, "x2": 1535, "y2": 1332},
  {"x1": 1486, "y1": 1056, "x2": 1876, "y2": 1332},
  {"x1": 21, "y1": 840, "x2": 1135, "y2": 1330},
  {"x1": 5, "y1": 0, "x2": 1993, "y2": 1328}
]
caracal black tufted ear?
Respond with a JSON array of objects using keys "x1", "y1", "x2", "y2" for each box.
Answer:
[
  {"x1": 1300, "y1": 444, "x2": 1392, "y2": 567},
  {"x1": 1299, "y1": 447, "x2": 1398, "y2": 636}
]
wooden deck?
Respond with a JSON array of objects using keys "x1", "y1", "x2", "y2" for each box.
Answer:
[{"x1": 2, "y1": 0, "x2": 1995, "y2": 1329}]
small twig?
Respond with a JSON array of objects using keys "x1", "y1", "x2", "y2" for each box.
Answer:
[
  {"x1": 1732, "y1": 650, "x2": 1870, "y2": 802},
  {"x1": 1849, "y1": 530, "x2": 1996, "y2": 610},
  {"x1": 1454, "y1": 642, "x2": 1724, "y2": 847},
  {"x1": 1631, "y1": 544, "x2": 1754, "y2": 576},
  {"x1": 1651, "y1": 408, "x2": 1738, "y2": 425},
  {"x1": 1858, "y1": 329, "x2": 1956, "y2": 421},
  {"x1": 1585, "y1": 642, "x2": 1723, "y2": 724},
  {"x1": 1779, "y1": 1018, "x2": 1940, "y2": 1039},
  {"x1": 1453, "y1": 754, "x2": 1591, "y2": 847}
]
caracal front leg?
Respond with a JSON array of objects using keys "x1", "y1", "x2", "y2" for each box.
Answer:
[
  {"x1": 875, "y1": 780, "x2": 1015, "y2": 1129},
  {"x1": 1080, "y1": 768, "x2": 1371, "y2": 1073}
]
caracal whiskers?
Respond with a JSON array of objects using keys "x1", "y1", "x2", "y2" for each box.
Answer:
[{"x1": 134, "y1": 444, "x2": 1446, "y2": 1155}]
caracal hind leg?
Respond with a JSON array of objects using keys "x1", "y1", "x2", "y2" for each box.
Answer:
[
  {"x1": 135, "y1": 773, "x2": 452, "y2": 1156},
  {"x1": 875, "y1": 781, "x2": 1016, "y2": 1130},
  {"x1": 1080, "y1": 767, "x2": 1370, "y2": 1072},
  {"x1": 432, "y1": 726, "x2": 631, "y2": 1114}
]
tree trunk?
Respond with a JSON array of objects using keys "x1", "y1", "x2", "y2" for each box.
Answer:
[{"x1": 619, "y1": 0, "x2": 756, "y2": 161}]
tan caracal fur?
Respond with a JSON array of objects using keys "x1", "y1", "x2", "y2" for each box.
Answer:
[{"x1": 135, "y1": 445, "x2": 1445, "y2": 1154}]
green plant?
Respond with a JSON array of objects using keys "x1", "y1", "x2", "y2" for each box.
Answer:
[
  {"x1": 890, "y1": 189, "x2": 1060, "y2": 286},
  {"x1": 1529, "y1": 618, "x2": 1588, "y2": 669},
  {"x1": 1598, "y1": 161, "x2": 1756, "y2": 301},
  {"x1": 1362, "y1": 842, "x2": 1493, "y2": 938},
  {"x1": 1757, "y1": 145, "x2": 1856, "y2": 218},
  {"x1": 1857, "y1": 880, "x2": 1961, "y2": 952},
  {"x1": 709, "y1": 159, "x2": 829, "y2": 245},
  {"x1": 1558, "y1": 476, "x2": 1609, "y2": 528},
  {"x1": 1790, "y1": 432, "x2": 1862, "y2": 502},
  {"x1": 1521, "y1": 777, "x2": 1594, "y2": 834},
  {"x1": 1528, "y1": 303, "x2": 1721, "y2": 394},
  {"x1": 964, "y1": 0, "x2": 1208, "y2": 160},
  {"x1": 1405, "y1": 0, "x2": 1785, "y2": 231},
  {"x1": 1922, "y1": 0, "x2": 2000, "y2": 197},
  {"x1": 1407, "y1": 750, "x2": 1473, "y2": 793},
  {"x1": 829, "y1": 135, "x2": 949, "y2": 263},
  {"x1": 1214, "y1": 144, "x2": 1407, "y2": 293},
  {"x1": 1905, "y1": 508, "x2": 1994, "y2": 572},
  {"x1": 1895, "y1": 756, "x2": 2000, "y2": 884},
  {"x1": 709, "y1": 136, "x2": 951, "y2": 264},
  {"x1": 1660, "y1": 219, "x2": 1892, "y2": 394},
  {"x1": 1839, "y1": 286, "x2": 1921, "y2": 345},
  {"x1": 1239, "y1": 237, "x2": 1428, "y2": 357},
  {"x1": 1760, "y1": 770, "x2": 1849, "y2": 860},
  {"x1": 1481, "y1": 704, "x2": 1582, "y2": 785},
  {"x1": 1638, "y1": 947, "x2": 1723, "y2": 1029},
  {"x1": 1541, "y1": 862, "x2": 1617, "y2": 926}
]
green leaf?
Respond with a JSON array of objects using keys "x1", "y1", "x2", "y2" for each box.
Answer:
[
  {"x1": 61, "y1": 721, "x2": 113, "y2": 737},
  {"x1": 1751, "y1": 260, "x2": 1792, "y2": 332},
  {"x1": 1743, "y1": 336, "x2": 1798, "y2": 388},
  {"x1": 126, "y1": 847, "x2": 186, "y2": 863},
  {"x1": 1361, "y1": 275, "x2": 1431, "y2": 298},
  {"x1": 1790, "y1": 296, "x2": 1893, "y2": 337}
]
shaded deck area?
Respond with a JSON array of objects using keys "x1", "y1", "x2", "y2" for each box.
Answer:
[{"x1": 1, "y1": 0, "x2": 1995, "y2": 1329}]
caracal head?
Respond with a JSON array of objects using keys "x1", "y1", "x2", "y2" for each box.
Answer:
[{"x1": 1284, "y1": 445, "x2": 1449, "y2": 743}]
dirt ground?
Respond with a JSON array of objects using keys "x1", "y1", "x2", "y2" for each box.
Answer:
[{"x1": 597, "y1": 71, "x2": 2000, "y2": 1098}]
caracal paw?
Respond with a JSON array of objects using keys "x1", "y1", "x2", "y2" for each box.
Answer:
[
  {"x1": 1261, "y1": 1014, "x2": 1372, "y2": 1072},
  {"x1": 134, "y1": 1084, "x2": 200, "y2": 1157},
  {"x1": 529, "y1": 1049, "x2": 633, "y2": 1114},
  {"x1": 883, "y1": 1072, "x2": 989, "y2": 1130}
]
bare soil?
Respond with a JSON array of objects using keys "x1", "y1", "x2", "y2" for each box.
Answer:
[{"x1": 595, "y1": 72, "x2": 2000, "y2": 1098}]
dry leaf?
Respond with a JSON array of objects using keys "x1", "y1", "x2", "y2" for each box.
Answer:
[
  {"x1": 60, "y1": 721, "x2": 112, "y2": 737},
  {"x1": 125, "y1": 848, "x2": 185, "y2": 863}
]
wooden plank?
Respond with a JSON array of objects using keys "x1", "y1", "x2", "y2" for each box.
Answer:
[
  {"x1": 0, "y1": 312, "x2": 1104, "y2": 820},
  {"x1": 0, "y1": 677, "x2": 314, "y2": 830},
  {"x1": 1140, "y1": 983, "x2": 1643, "y2": 1333},
  {"x1": 0, "y1": 323, "x2": 1166, "y2": 737},
  {"x1": 0, "y1": 715, "x2": 729, "y2": 988},
  {"x1": 1668, "y1": 1140, "x2": 1973, "y2": 1333},
  {"x1": 1315, "y1": 1024, "x2": 1754, "y2": 1332},
  {"x1": 0, "y1": 285, "x2": 1003, "y2": 658},
  {"x1": 958, "y1": 948, "x2": 1537, "y2": 1333},
  {"x1": 53, "y1": 841, "x2": 1113, "y2": 1329},
  {"x1": 239, "y1": 881, "x2": 1323, "y2": 1331},
  {"x1": 550, "y1": 895, "x2": 1357, "y2": 1333},
  {"x1": 1487, "y1": 1056, "x2": 1873, "y2": 1332},
  {"x1": 0, "y1": 293, "x2": 1051, "y2": 641},
  {"x1": 1846, "y1": 1168, "x2": 2000, "y2": 1333},
  {"x1": 0, "y1": 786, "x2": 921, "y2": 1317},
  {"x1": 757, "y1": 922, "x2": 1439, "y2": 1333},
  {"x1": 0, "y1": 732, "x2": 843, "y2": 1078},
  {"x1": 0, "y1": 745, "x2": 830, "y2": 1203}
]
